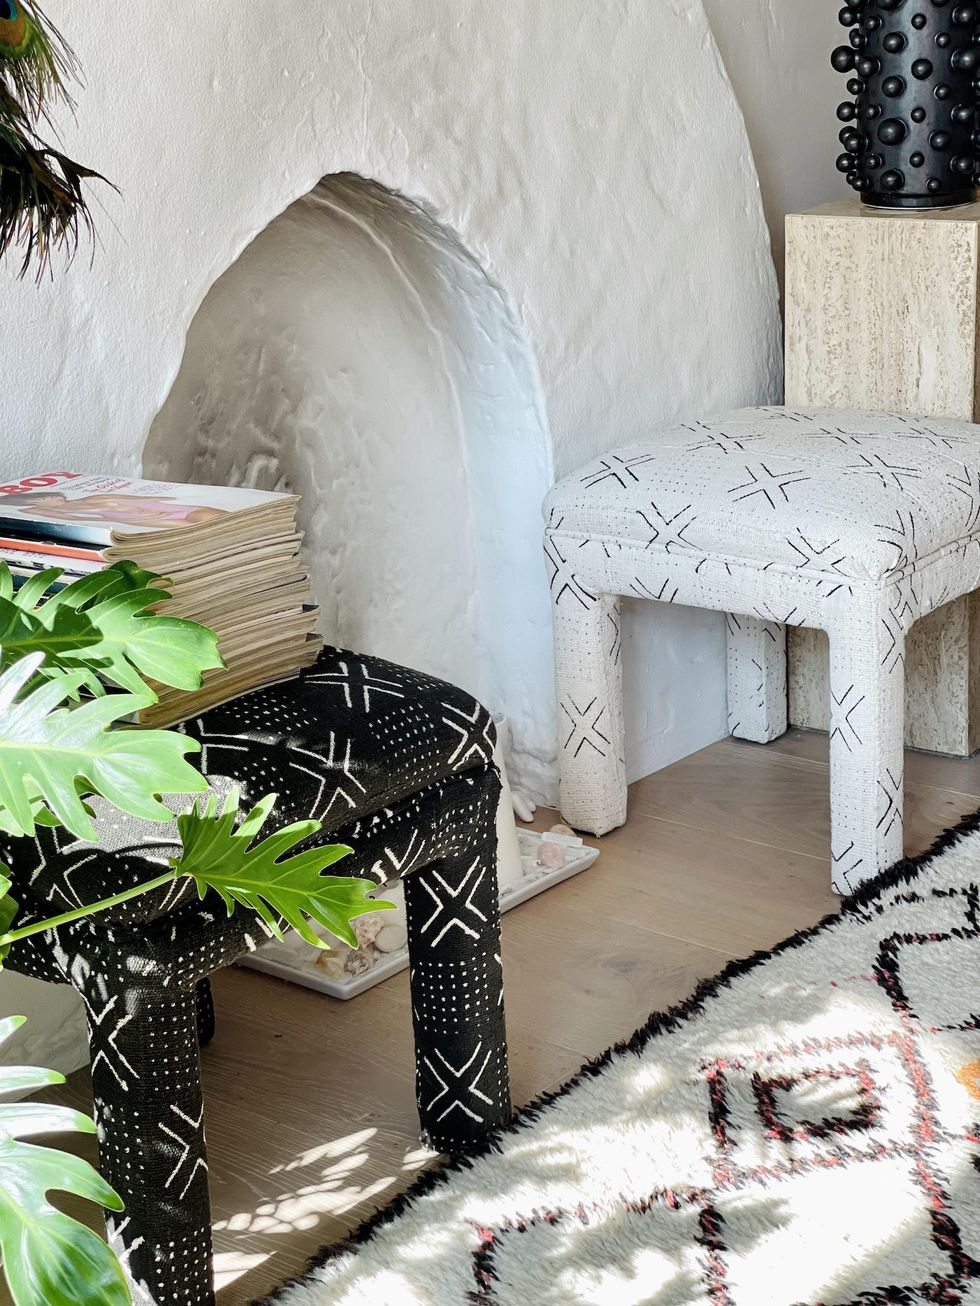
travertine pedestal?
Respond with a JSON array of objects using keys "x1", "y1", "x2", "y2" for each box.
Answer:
[{"x1": 785, "y1": 200, "x2": 980, "y2": 755}]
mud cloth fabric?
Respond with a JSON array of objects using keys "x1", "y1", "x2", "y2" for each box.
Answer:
[
  {"x1": 0, "y1": 648, "x2": 511, "y2": 1306},
  {"x1": 545, "y1": 405, "x2": 980, "y2": 893}
]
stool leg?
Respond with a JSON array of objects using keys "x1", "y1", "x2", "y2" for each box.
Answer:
[
  {"x1": 403, "y1": 769, "x2": 511, "y2": 1153},
  {"x1": 828, "y1": 608, "x2": 905, "y2": 896},
  {"x1": 78, "y1": 974, "x2": 214, "y2": 1306},
  {"x1": 195, "y1": 977, "x2": 216, "y2": 1047},
  {"x1": 552, "y1": 587, "x2": 626, "y2": 835},
  {"x1": 726, "y1": 613, "x2": 787, "y2": 743}
]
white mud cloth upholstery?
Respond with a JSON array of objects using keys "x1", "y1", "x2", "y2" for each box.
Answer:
[{"x1": 544, "y1": 406, "x2": 980, "y2": 893}]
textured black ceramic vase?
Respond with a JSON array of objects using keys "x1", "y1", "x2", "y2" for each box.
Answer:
[{"x1": 832, "y1": 0, "x2": 980, "y2": 208}]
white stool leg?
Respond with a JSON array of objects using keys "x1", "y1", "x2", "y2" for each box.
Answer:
[
  {"x1": 552, "y1": 589, "x2": 626, "y2": 835},
  {"x1": 726, "y1": 614, "x2": 787, "y2": 742},
  {"x1": 828, "y1": 606, "x2": 905, "y2": 896}
]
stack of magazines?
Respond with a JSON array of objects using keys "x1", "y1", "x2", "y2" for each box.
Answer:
[{"x1": 0, "y1": 472, "x2": 322, "y2": 725}]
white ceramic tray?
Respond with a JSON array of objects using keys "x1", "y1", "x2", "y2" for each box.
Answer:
[{"x1": 243, "y1": 829, "x2": 598, "y2": 999}]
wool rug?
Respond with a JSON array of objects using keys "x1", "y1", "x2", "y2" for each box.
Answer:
[{"x1": 259, "y1": 816, "x2": 980, "y2": 1305}]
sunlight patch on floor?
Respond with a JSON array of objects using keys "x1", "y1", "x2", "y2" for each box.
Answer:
[
  {"x1": 211, "y1": 1135, "x2": 441, "y2": 1291},
  {"x1": 214, "y1": 1250, "x2": 270, "y2": 1292},
  {"x1": 271, "y1": 1127, "x2": 378, "y2": 1175}
]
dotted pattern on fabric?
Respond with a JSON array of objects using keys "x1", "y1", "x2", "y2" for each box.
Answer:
[
  {"x1": 544, "y1": 405, "x2": 980, "y2": 892},
  {"x1": 1, "y1": 649, "x2": 511, "y2": 1306}
]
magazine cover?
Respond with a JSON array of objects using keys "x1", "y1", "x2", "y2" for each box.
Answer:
[
  {"x1": 0, "y1": 544, "x2": 104, "y2": 575},
  {"x1": 0, "y1": 473, "x2": 293, "y2": 546}
]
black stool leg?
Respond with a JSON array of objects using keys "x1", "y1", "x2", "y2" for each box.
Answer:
[
  {"x1": 403, "y1": 768, "x2": 511, "y2": 1152},
  {"x1": 78, "y1": 974, "x2": 214, "y2": 1306},
  {"x1": 195, "y1": 977, "x2": 216, "y2": 1047}
]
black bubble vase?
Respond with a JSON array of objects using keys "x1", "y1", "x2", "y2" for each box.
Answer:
[{"x1": 831, "y1": 0, "x2": 980, "y2": 208}]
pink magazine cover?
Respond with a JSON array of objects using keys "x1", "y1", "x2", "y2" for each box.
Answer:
[{"x1": 0, "y1": 473, "x2": 294, "y2": 547}]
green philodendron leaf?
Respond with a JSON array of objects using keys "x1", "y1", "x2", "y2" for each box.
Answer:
[
  {"x1": 173, "y1": 791, "x2": 393, "y2": 949},
  {"x1": 0, "y1": 1139, "x2": 128, "y2": 1306},
  {"x1": 0, "y1": 1065, "x2": 65, "y2": 1096},
  {"x1": 0, "y1": 561, "x2": 222, "y2": 699},
  {"x1": 13, "y1": 561, "x2": 162, "y2": 613},
  {"x1": 0, "y1": 1015, "x2": 24, "y2": 1040},
  {"x1": 0, "y1": 789, "x2": 90, "y2": 837},
  {"x1": 0, "y1": 651, "x2": 207, "y2": 839},
  {"x1": 0, "y1": 1017, "x2": 128, "y2": 1306},
  {"x1": 7, "y1": 569, "x2": 62, "y2": 613},
  {"x1": 0, "y1": 1020, "x2": 76, "y2": 1119}
]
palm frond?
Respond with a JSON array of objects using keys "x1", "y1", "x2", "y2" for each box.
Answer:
[
  {"x1": 0, "y1": 4, "x2": 109, "y2": 279},
  {"x1": 0, "y1": 2, "x2": 78, "y2": 129}
]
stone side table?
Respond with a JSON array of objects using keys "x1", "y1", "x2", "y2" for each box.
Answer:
[{"x1": 784, "y1": 199, "x2": 980, "y2": 755}]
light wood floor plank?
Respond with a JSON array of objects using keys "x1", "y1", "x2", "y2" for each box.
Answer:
[
  {"x1": 630, "y1": 735, "x2": 978, "y2": 861},
  {"x1": 771, "y1": 726, "x2": 980, "y2": 797}
]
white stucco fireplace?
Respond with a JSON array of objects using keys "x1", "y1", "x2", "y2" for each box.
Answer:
[{"x1": 145, "y1": 173, "x2": 555, "y2": 797}]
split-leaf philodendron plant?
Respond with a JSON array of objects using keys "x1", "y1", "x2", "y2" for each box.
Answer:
[{"x1": 0, "y1": 561, "x2": 391, "y2": 1306}]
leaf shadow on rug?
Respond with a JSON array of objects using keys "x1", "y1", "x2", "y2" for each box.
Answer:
[{"x1": 256, "y1": 807, "x2": 980, "y2": 1305}]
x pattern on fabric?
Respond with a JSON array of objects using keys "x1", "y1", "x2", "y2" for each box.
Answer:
[
  {"x1": 0, "y1": 648, "x2": 511, "y2": 1306},
  {"x1": 545, "y1": 406, "x2": 980, "y2": 892}
]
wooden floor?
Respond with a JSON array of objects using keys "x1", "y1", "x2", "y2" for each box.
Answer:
[{"x1": 24, "y1": 728, "x2": 980, "y2": 1304}]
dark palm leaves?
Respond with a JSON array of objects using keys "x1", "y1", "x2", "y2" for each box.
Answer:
[{"x1": 0, "y1": 3, "x2": 108, "y2": 278}]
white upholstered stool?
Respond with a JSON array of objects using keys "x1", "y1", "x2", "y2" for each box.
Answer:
[{"x1": 544, "y1": 406, "x2": 980, "y2": 894}]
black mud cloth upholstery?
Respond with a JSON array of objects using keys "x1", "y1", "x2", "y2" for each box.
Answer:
[{"x1": 0, "y1": 648, "x2": 511, "y2": 1306}]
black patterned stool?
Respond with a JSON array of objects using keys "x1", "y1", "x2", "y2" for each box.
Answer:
[{"x1": 0, "y1": 648, "x2": 511, "y2": 1306}]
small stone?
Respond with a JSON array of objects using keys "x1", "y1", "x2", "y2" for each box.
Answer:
[
  {"x1": 537, "y1": 841, "x2": 567, "y2": 870},
  {"x1": 315, "y1": 949, "x2": 349, "y2": 978},
  {"x1": 375, "y1": 921, "x2": 409, "y2": 953}
]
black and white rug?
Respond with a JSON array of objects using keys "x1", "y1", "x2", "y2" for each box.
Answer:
[{"x1": 259, "y1": 816, "x2": 980, "y2": 1304}]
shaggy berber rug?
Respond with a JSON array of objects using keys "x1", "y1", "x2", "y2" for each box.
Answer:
[{"x1": 259, "y1": 816, "x2": 980, "y2": 1305}]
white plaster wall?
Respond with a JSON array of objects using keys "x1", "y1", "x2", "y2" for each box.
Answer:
[
  {"x1": 0, "y1": 0, "x2": 788, "y2": 1065},
  {"x1": 616, "y1": 0, "x2": 853, "y2": 773},
  {"x1": 703, "y1": 1, "x2": 848, "y2": 278},
  {"x1": 0, "y1": 1, "x2": 784, "y2": 477}
]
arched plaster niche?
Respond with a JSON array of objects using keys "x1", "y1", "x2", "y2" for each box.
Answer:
[{"x1": 145, "y1": 175, "x2": 555, "y2": 796}]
